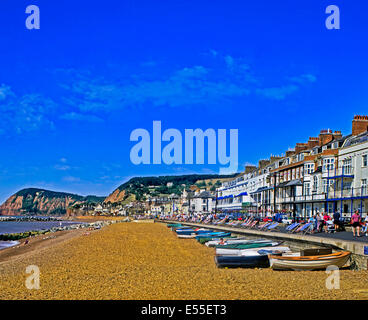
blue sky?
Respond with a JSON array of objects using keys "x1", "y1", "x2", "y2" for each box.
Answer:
[{"x1": 0, "y1": 0, "x2": 367, "y2": 203}]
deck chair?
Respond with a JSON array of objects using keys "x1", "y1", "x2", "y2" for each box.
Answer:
[
  {"x1": 249, "y1": 221, "x2": 260, "y2": 229},
  {"x1": 241, "y1": 219, "x2": 253, "y2": 228},
  {"x1": 258, "y1": 222, "x2": 271, "y2": 230},
  {"x1": 294, "y1": 222, "x2": 312, "y2": 234},
  {"x1": 287, "y1": 222, "x2": 300, "y2": 233},
  {"x1": 246, "y1": 221, "x2": 257, "y2": 229},
  {"x1": 267, "y1": 222, "x2": 279, "y2": 231},
  {"x1": 303, "y1": 223, "x2": 314, "y2": 235},
  {"x1": 285, "y1": 222, "x2": 297, "y2": 231}
]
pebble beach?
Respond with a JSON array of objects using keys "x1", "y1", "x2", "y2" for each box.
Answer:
[{"x1": 0, "y1": 221, "x2": 367, "y2": 300}]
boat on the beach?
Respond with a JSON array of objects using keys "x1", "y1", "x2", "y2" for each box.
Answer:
[
  {"x1": 215, "y1": 248, "x2": 290, "y2": 268},
  {"x1": 175, "y1": 228, "x2": 211, "y2": 236},
  {"x1": 216, "y1": 244, "x2": 291, "y2": 256},
  {"x1": 215, "y1": 241, "x2": 282, "y2": 255},
  {"x1": 167, "y1": 223, "x2": 182, "y2": 228},
  {"x1": 195, "y1": 232, "x2": 231, "y2": 240},
  {"x1": 206, "y1": 238, "x2": 270, "y2": 247},
  {"x1": 198, "y1": 235, "x2": 237, "y2": 244},
  {"x1": 269, "y1": 251, "x2": 351, "y2": 271}
]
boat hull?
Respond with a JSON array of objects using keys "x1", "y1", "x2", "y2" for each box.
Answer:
[
  {"x1": 215, "y1": 254, "x2": 270, "y2": 268},
  {"x1": 216, "y1": 245, "x2": 290, "y2": 256},
  {"x1": 206, "y1": 238, "x2": 269, "y2": 247},
  {"x1": 269, "y1": 251, "x2": 351, "y2": 271}
]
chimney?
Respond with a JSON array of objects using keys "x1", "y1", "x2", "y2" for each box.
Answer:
[
  {"x1": 352, "y1": 115, "x2": 368, "y2": 136},
  {"x1": 244, "y1": 165, "x2": 257, "y2": 174},
  {"x1": 295, "y1": 143, "x2": 308, "y2": 154},
  {"x1": 333, "y1": 130, "x2": 342, "y2": 140},
  {"x1": 258, "y1": 159, "x2": 270, "y2": 169},
  {"x1": 319, "y1": 129, "x2": 334, "y2": 146},
  {"x1": 307, "y1": 137, "x2": 319, "y2": 149},
  {"x1": 270, "y1": 155, "x2": 283, "y2": 163},
  {"x1": 285, "y1": 150, "x2": 295, "y2": 157}
]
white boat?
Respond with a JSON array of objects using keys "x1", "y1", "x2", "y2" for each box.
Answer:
[
  {"x1": 177, "y1": 234, "x2": 197, "y2": 239},
  {"x1": 216, "y1": 245, "x2": 290, "y2": 256},
  {"x1": 269, "y1": 251, "x2": 351, "y2": 271},
  {"x1": 205, "y1": 238, "x2": 269, "y2": 247}
]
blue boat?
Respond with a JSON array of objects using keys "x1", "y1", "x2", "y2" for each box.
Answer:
[
  {"x1": 215, "y1": 249, "x2": 285, "y2": 268},
  {"x1": 215, "y1": 253, "x2": 270, "y2": 268},
  {"x1": 176, "y1": 228, "x2": 210, "y2": 235}
]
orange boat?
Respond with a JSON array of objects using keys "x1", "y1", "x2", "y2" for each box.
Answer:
[{"x1": 269, "y1": 251, "x2": 351, "y2": 271}]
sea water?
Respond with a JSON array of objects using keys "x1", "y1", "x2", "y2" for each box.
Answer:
[
  {"x1": 0, "y1": 240, "x2": 20, "y2": 250},
  {"x1": 0, "y1": 221, "x2": 82, "y2": 235}
]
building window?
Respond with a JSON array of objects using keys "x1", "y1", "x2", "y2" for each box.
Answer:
[
  {"x1": 305, "y1": 163, "x2": 314, "y2": 175},
  {"x1": 342, "y1": 158, "x2": 352, "y2": 174},
  {"x1": 313, "y1": 176, "x2": 318, "y2": 193},
  {"x1": 362, "y1": 179, "x2": 367, "y2": 196},
  {"x1": 304, "y1": 182, "x2": 310, "y2": 196},
  {"x1": 363, "y1": 154, "x2": 368, "y2": 167},
  {"x1": 323, "y1": 158, "x2": 335, "y2": 172}
]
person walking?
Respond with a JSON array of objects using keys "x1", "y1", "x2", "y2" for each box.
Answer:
[
  {"x1": 333, "y1": 210, "x2": 341, "y2": 232},
  {"x1": 351, "y1": 210, "x2": 361, "y2": 237}
]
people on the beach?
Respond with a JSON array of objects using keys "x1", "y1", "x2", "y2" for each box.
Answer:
[{"x1": 351, "y1": 210, "x2": 361, "y2": 237}]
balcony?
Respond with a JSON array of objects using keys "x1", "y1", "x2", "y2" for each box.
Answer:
[
  {"x1": 325, "y1": 166, "x2": 354, "y2": 179},
  {"x1": 327, "y1": 187, "x2": 368, "y2": 200}
]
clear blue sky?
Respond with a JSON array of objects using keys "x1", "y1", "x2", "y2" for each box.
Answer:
[{"x1": 0, "y1": 0, "x2": 367, "y2": 203}]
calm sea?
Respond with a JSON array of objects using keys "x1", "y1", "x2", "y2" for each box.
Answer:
[
  {"x1": 0, "y1": 240, "x2": 20, "y2": 250},
  {"x1": 0, "y1": 221, "x2": 82, "y2": 235}
]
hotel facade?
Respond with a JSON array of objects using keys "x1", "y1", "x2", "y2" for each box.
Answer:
[{"x1": 216, "y1": 115, "x2": 368, "y2": 218}]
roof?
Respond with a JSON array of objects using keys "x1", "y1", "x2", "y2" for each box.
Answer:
[
  {"x1": 285, "y1": 179, "x2": 303, "y2": 187},
  {"x1": 193, "y1": 191, "x2": 215, "y2": 199}
]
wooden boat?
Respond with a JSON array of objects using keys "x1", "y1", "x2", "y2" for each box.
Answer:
[
  {"x1": 195, "y1": 232, "x2": 231, "y2": 240},
  {"x1": 216, "y1": 244, "x2": 288, "y2": 256},
  {"x1": 206, "y1": 238, "x2": 269, "y2": 247},
  {"x1": 215, "y1": 248, "x2": 288, "y2": 268},
  {"x1": 175, "y1": 228, "x2": 210, "y2": 235},
  {"x1": 269, "y1": 251, "x2": 351, "y2": 271},
  {"x1": 198, "y1": 235, "x2": 237, "y2": 244},
  {"x1": 167, "y1": 223, "x2": 182, "y2": 228},
  {"x1": 216, "y1": 241, "x2": 280, "y2": 250}
]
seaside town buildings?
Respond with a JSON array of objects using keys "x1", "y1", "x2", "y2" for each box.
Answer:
[{"x1": 215, "y1": 115, "x2": 368, "y2": 219}]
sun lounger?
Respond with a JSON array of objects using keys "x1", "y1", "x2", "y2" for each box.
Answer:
[
  {"x1": 245, "y1": 221, "x2": 257, "y2": 229},
  {"x1": 285, "y1": 222, "x2": 297, "y2": 231},
  {"x1": 267, "y1": 222, "x2": 279, "y2": 231},
  {"x1": 303, "y1": 223, "x2": 314, "y2": 234},
  {"x1": 287, "y1": 222, "x2": 300, "y2": 233},
  {"x1": 294, "y1": 222, "x2": 312, "y2": 234},
  {"x1": 241, "y1": 219, "x2": 253, "y2": 228},
  {"x1": 258, "y1": 222, "x2": 271, "y2": 230}
]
